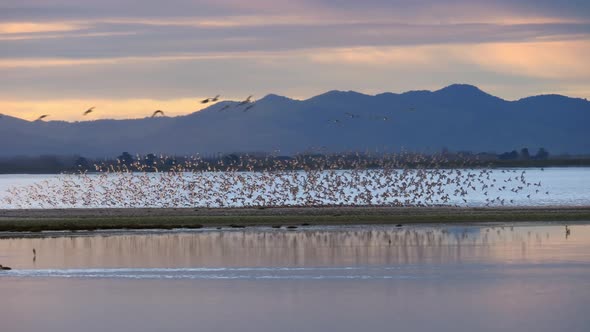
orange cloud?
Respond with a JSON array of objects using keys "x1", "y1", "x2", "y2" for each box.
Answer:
[
  {"x1": 308, "y1": 39, "x2": 590, "y2": 79},
  {"x1": 458, "y1": 40, "x2": 590, "y2": 79},
  {"x1": 0, "y1": 22, "x2": 82, "y2": 34}
]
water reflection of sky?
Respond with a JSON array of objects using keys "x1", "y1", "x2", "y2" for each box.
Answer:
[
  {"x1": 1, "y1": 225, "x2": 589, "y2": 332},
  {"x1": 1, "y1": 224, "x2": 588, "y2": 269}
]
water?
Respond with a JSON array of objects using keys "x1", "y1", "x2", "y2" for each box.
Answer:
[
  {"x1": 1, "y1": 224, "x2": 590, "y2": 331},
  {"x1": 1, "y1": 167, "x2": 590, "y2": 208}
]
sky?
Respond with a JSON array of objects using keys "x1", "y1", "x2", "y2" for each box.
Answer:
[{"x1": 1, "y1": 0, "x2": 589, "y2": 121}]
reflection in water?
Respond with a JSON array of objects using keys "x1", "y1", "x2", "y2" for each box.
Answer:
[
  {"x1": 1, "y1": 225, "x2": 589, "y2": 270},
  {"x1": 1, "y1": 225, "x2": 590, "y2": 332}
]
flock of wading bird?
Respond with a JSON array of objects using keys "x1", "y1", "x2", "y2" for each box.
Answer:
[
  {"x1": 26, "y1": 95, "x2": 255, "y2": 121},
  {"x1": 3, "y1": 152, "x2": 548, "y2": 209}
]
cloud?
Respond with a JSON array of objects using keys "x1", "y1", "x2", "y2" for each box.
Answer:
[
  {"x1": 309, "y1": 39, "x2": 590, "y2": 79},
  {"x1": 457, "y1": 40, "x2": 590, "y2": 79},
  {"x1": 0, "y1": 22, "x2": 81, "y2": 34},
  {"x1": 0, "y1": 0, "x2": 588, "y2": 118}
]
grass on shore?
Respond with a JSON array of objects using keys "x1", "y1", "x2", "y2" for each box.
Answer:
[{"x1": 1, "y1": 209, "x2": 589, "y2": 233}]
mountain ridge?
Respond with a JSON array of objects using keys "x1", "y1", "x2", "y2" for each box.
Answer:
[{"x1": 1, "y1": 84, "x2": 589, "y2": 157}]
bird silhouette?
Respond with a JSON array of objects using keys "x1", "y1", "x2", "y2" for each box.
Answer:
[
  {"x1": 218, "y1": 105, "x2": 231, "y2": 112},
  {"x1": 237, "y1": 95, "x2": 253, "y2": 106},
  {"x1": 35, "y1": 114, "x2": 49, "y2": 121},
  {"x1": 151, "y1": 110, "x2": 165, "y2": 118},
  {"x1": 201, "y1": 95, "x2": 220, "y2": 104},
  {"x1": 83, "y1": 107, "x2": 95, "y2": 116}
]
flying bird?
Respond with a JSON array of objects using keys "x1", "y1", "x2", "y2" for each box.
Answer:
[
  {"x1": 151, "y1": 110, "x2": 165, "y2": 118},
  {"x1": 201, "y1": 95, "x2": 220, "y2": 104},
  {"x1": 237, "y1": 95, "x2": 253, "y2": 106},
  {"x1": 83, "y1": 107, "x2": 95, "y2": 116},
  {"x1": 218, "y1": 105, "x2": 231, "y2": 112},
  {"x1": 35, "y1": 114, "x2": 49, "y2": 121}
]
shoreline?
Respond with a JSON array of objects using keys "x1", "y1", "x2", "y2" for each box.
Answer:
[{"x1": 0, "y1": 206, "x2": 589, "y2": 234}]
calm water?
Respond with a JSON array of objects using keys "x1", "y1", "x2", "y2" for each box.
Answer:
[
  {"x1": 1, "y1": 167, "x2": 590, "y2": 208},
  {"x1": 1, "y1": 224, "x2": 590, "y2": 331}
]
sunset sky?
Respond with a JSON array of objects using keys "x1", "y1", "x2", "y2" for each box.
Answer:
[{"x1": 1, "y1": 0, "x2": 589, "y2": 121}]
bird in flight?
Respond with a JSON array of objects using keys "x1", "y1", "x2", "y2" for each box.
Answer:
[
  {"x1": 243, "y1": 103, "x2": 256, "y2": 112},
  {"x1": 218, "y1": 105, "x2": 231, "y2": 112},
  {"x1": 151, "y1": 110, "x2": 165, "y2": 118},
  {"x1": 201, "y1": 95, "x2": 221, "y2": 104},
  {"x1": 237, "y1": 95, "x2": 253, "y2": 106},
  {"x1": 35, "y1": 114, "x2": 49, "y2": 121},
  {"x1": 83, "y1": 107, "x2": 95, "y2": 116}
]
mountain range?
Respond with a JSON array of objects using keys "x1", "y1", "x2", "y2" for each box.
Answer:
[{"x1": 1, "y1": 84, "x2": 589, "y2": 157}]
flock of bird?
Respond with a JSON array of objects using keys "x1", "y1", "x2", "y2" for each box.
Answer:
[
  {"x1": 0, "y1": 93, "x2": 549, "y2": 209},
  {"x1": 3, "y1": 153, "x2": 547, "y2": 209},
  {"x1": 25, "y1": 95, "x2": 258, "y2": 122}
]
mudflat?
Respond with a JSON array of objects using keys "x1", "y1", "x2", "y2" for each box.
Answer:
[{"x1": 0, "y1": 206, "x2": 589, "y2": 233}]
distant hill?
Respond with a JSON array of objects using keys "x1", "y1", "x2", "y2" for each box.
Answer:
[{"x1": 1, "y1": 84, "x2": 589, "y2": 157}]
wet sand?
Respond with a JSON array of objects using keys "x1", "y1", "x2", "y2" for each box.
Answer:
[{"x1": 0, "y1": 206, "x2": 589, "y2": 233}]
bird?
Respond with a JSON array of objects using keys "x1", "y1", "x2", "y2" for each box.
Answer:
[
  {"x1": 35, "y1": 114, "x2": 49, "y2": 121},
  {"x1": 151, "y1": 110, "x2": 165, "y2": 118},
  {"x1": 565, "y1": 225, "x2": 571, "y2": 238},
  {"x1": 237, "y1": 95, "x2": 253, "y2": 106},
  {"x1": 201, "y1": 95, "x2": 220, "y2": 104},
  {"x1": 0, "y1": 264, "x2": 11, "y2": 271},
  {"x1": 83, "y1": 107, "x2": 95, "y2": 116}
]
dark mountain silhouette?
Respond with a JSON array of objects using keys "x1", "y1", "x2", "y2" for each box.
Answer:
[{"x1": 1, "y1": 84, "x2": 589, "y2": 157}]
